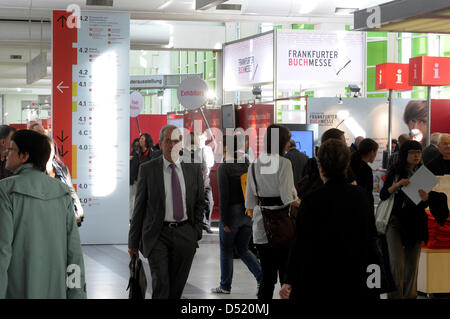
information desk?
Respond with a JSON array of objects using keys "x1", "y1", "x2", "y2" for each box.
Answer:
[{"x1": 418, "y1": 248, "x2": 450, "y2": 294}]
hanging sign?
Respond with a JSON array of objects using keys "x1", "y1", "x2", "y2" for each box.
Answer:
[
  {"x1": 409, "y1": 56, "x2": 450, "y2": 86},
  {"x1": 177, "y1": 76, "x2": 208, "y2": 110},
  {"x1": 376, "y1": 63, "x2": 412, "y2": 91},
  {"x1": 130, "y1": 91, "x2": 143, "y2": 117}
]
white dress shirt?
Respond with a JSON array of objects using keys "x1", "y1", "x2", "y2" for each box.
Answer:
[
  {"x1": 245, "y1": 153, "x2": 297, "y2": 244},
  {"x1": 163, "y1": 156, "x2": 187, "y2": 222}
]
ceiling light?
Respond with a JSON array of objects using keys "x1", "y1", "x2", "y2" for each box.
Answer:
[
  {"x1": 335, "y1": 7, "x2": 358, "y2": 15},
  {"x1": 17, "y1": 88, "x2": 22, "y2": 92}
]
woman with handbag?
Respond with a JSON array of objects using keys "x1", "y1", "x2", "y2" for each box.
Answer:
[
  {"x1": 379, "y1": 140, "x2": 448, "y2": 299},
  {"x1": 245, "y1": 124, "x2": 301, "y2": 300},
  {"x1": 280, "y1": 139, "x2": 379, "y2": 300}
]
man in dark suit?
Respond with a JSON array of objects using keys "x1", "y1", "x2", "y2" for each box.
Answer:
[
  {"x1": 128, "y1": 125, "x2": 205, "y2": 299},
  {"x1": 422, "y1": 133, "x2": 441, "y2": 165},
  {"x1": 284, "y1": 140, "x2": 309, "y2": 185},
  {"x1": 426, "y1": 133, "x2": 450, "y2": 176}
]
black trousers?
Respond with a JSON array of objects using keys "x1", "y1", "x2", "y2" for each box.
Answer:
[
  {"x1": 147, "y1": 224, "x2": 197, "y2": 299},
  {"x1": 255, "y1": 243, "x2": 290, "y2": 300}
]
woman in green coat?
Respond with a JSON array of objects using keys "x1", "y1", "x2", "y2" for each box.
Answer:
[{"x1": 0, "y1": 130, "x2": 86, "y2": 299}]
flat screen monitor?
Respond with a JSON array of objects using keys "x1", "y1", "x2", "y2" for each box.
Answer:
[
  {"x1": 290, "y1": 130, "x2": 314, "y2": 158},
  {"x1": 221, "y1": 104, "x2": 235, "y2": 129},
  {"x1": 282, "y1": 124, "x2": 318, "y2": 158}
]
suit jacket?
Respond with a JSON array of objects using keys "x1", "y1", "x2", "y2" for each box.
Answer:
[
  {"x1": 426, "y1": 154, "x2": 450, "y2": 176},
  {"x1": 285, "y1": 149, "x2": 309, "y2": 185},
  {"x1": 422, "y1": 144, "x2": 441, "y2": 165},
  {"x1": 128, "y1": 156, "x2": 205, "y2": 258}
]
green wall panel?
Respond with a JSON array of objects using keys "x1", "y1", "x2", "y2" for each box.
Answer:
[
  {"x1": 367, "y1": 41, "x2": 387, "y2": 66},
  {"x1": 411, "y1": 36, "x2": 427, "y2": 57}
]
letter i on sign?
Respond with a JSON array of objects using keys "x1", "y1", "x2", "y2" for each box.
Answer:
[
  {"x1": 396, "y1": 69, "x2": 402, "y2": 84},
  {"x1": 379, "y1": 70, "x2": 382, "y2": 85},
  {"x1": 414, "y1": 64, "x2": 417, "y2": 79},
  {"x1": 434, "y1": 63, "x2": 440, "y2": 79}
]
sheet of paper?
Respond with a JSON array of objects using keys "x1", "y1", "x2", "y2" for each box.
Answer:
[
  {"x1": 433, "y1": 175, "x2": 450, "y2": 207},
  {"x1": 401, "y1": 165, "x2": 439, "y2": 205}
]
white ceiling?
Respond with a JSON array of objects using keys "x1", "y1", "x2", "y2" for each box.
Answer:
[{"x1": 0, "y1": 0, "x2": 390, "y2": 94}]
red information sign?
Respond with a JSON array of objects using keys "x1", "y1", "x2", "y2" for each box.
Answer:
[
  {"x1": 409, "y1": 56, "x2": 450, "y2": 86},
  {"x1": 52, "y1": 10, "x2": 77, "y2": 174},
  {"x1": 375, "y1": 63, "x2": 412, "y2": 91}
]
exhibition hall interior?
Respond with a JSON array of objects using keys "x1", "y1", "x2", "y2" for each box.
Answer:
[{"x1": 0, "y1": 0, "x2": 449, "y2": 301}]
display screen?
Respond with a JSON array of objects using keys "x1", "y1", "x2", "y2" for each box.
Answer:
[
  {"x1": 290, "y1": 130, "x2": 314, "y2": 158},
  {"x1": 222, "y1": 104, "x2": 235, "y2": 129}
]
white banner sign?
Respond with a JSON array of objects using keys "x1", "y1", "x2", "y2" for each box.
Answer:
[
  {"x1": 130, "y1": 75, "x2": 164, "y2": 89},
  {"x1": 277, "y1": 30, "x2": 363, "y2": 90},
  {"x1": 130, "y1": 91, "x2": 143, "y2": 117},
  {"x1": 223, "y1": 32, "x2": 274, "y2": 91},
  {"x1": 72, "y1": 12, "x2": 130, "y2": 244}
]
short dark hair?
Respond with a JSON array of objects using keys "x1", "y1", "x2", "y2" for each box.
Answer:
[
  {"x1": 0, "y1": 125, "x2": 16, "y2": 139},
  {"x1": 318, "y1": 139, "x2": 350, "y2": 180},
  {"x1": 264, "y1": 124, "x2": 291, "y2": 156},
  {"x1": 358, "y1": 138, "x2": 379, "y2": 156},
  {"x1": 11, "y1": 130, "x2": 51, "y2": 171},
  {"x1": 321, "y1": 128, "x2": 344, "y2": 144},
  {"x1": 403, "y1": 100, "x2": 427, "y2": 124},
  {"x1": 289, "y1": 140, "x2": 296, "y2": 148},
  {"x1": 140, "y1": 133, "x2": 154, "y2": 149}
]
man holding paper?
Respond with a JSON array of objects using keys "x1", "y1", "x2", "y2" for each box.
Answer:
[{"x1": 379, "y1": 140, "x2": 449, "y2": 299}]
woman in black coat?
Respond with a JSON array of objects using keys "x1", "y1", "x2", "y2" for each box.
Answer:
[
  {"x1": 280, "y1": 139, "x2": 379, "y2": 300},
  {"x1": 380, "y1": 140, "x2": 448, "y2": 299},
  {"x1": 350, "y1": 138, "x2": 379, "y2": 213}
]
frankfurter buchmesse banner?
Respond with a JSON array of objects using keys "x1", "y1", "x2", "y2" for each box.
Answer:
[{"x1": 277, "y1": 30, "x2": 364, "y2": 90}]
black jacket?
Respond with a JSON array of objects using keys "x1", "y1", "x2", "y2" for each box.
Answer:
[
  {"x1": 426, "y1": 154, "x2": 450, "y2": 176},
  {"x1": 286, "y1": 178, "x2": 378, "y2": 299},
  {"x1": 422, "y1": 144, "x2": 441, "y2": 165},
  {"x1": 217, "y1": 161, "x2": 249, "y2": 227},
  {"x1": 379, "y1": 166, "x2": 448, "y2": 246},
  {"x1": 350, "y1": 155, "x2": 374, "y2": 213},
  {"x1": 130, "y1": 149, "x2": 140, "y2": 185},
  {"x1": 285, "y1": 149, "x2": 309, "y2": 185}
]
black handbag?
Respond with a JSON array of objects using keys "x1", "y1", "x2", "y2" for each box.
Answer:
[
  {"x1": 251, "y1": 164, "x2": 296, "y2": 248},
  {"x1": 126, "y1": 256, "x2": 147, "y2": 299}
]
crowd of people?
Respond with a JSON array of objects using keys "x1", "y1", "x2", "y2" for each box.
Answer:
[{"x1": 0, "y1": 120, "x2": 449, "y2": 299}]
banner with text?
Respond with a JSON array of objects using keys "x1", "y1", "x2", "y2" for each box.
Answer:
[
  {"x1": 223, "y1": 32, "x2": 274, "y2": 91},
  {"x1": 277, "y1": 30, "x2": 364, "y2": 90},
  {"x1": 53, "y1": 10, "x2": 130, "y2": 244}
]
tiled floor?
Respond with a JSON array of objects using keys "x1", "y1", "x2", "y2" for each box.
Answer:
[
  {"x1": 82, "y1": 228, "x2": 276, "y2": 299},
  {"x1": 82, "y1": 228, "x2": 450, "y2": 300}
]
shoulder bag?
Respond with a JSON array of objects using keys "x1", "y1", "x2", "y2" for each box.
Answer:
[
  {"x1": 375, "y1": 176, "x2": 398, "y2": 234},
  {"x1": 251, "y1": 164, "x2": 296, "y2": 248}
]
